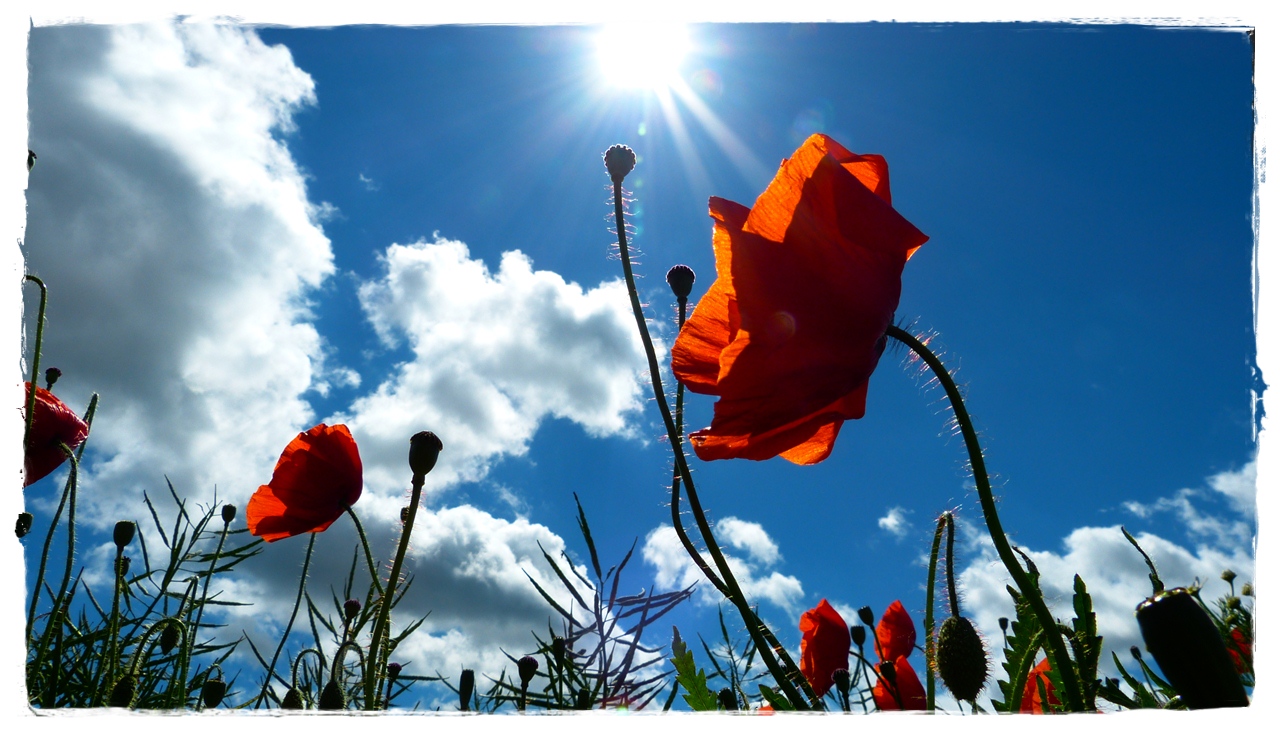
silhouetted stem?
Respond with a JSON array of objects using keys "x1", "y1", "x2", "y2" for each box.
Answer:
[
  {"x1": 189, "y1": 518, "x2": 230, "y2": 665},
  {"x1": 23, "y1": 274, "x2": 47, "y2": 450},
  {"x1": 254, "y1": 531, "x2": 317, "y2": 708},
  {"x1": 610, "y1": 181, "x2": 816, "y2": 710},
  {"x1": 346, "y1": 506, "x2": 386, "y2": 598},
  {"x1": 924, "y1": 513, "x2": 948, "y2": 712},
  {"x1": 365, "y1": 477, "x2": 424, "y2": 709},
  {"x1": 885, "y1": 325, "x2": 1085, "y2": 712}
]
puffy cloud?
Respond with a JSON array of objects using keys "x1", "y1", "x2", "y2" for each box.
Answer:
[
  {"x1": 715, "y1": 516, "x2": 781, "y2": 566},
  {"x1": 878, "y1": 506, "x2": 913, "y2": 538}
]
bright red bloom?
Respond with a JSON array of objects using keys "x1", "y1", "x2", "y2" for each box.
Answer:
[
  {"x1": 875, "y1": 600, "x2": 916, "y2": 662},
  {"x1": 872, "y1": 656, "x2": 927, "y2": 711},
  {"x1": 671, "y1": 134, "x2": 928, "y2": 464},
  {"x1": 1227, "y1": 627, "x2": 1252, "y2": 674},
  {"x1": 1021, "y1": 658, "x2": 1061, "y2": 713},
  {"x1": 246, "y1": 423, "x2": 363, "y2": 542},
  {"x1": 23, "y1": 382, "x2": 89, "y2": 487},
  {"x1": 799, "y1": 598, "x2": 850, "y2": 696}
]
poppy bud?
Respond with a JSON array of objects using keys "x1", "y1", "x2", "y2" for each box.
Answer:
[
  {"x1": 935, "y1": 616, "x2": 988, "y2": 703},
  {"x1": 387, "y1": 661, "x2": 402, "y2": 682},
  {"x1": 517, "y1": 655, "x2": 538, "y2": 688},
  {"x1": 201, "y1": 677, "x2": 226, "y2": 708},
  {"x1": 998, "y1": 617, "x2": 1009, "y2": 632},
  {"x1": 1221, "y1": 569, "x2": 1237, "y2": 586},
  {"x1": 1226, "y1": 596, "x2": 1242, "y2": 611},
  {"x1": 344, "y1": 598, "x2": 361, "y2": 621},
  {"x1": 1136, "y1": 587, "x2": 1249, "y2": 709},
  {"x1": 717, "y1": 687, "x2": 739, "y2": 711},
  {"x1": 551, "y1": 636, "x2": 566, "y2": 670},
  {"x1": 459, "y1": 668, "x2": 475, "y2": 711},
  {"x1": 576, "y1": 688, "x2": 592, "y2": 710},
  {"x1": 857, "y1": 606, "x2": 876, "y2": 628},
  {"x1": 16, "y1": 512, "x2": 33, "y2": 538},
  {"x1": 108, "y1": 675, "x2": 136, "y2": 708},
  {"x1": 44, "y1": 367, "x2": 62, "y2": 389},
  {"x1": 604, "y1": 144, "x2": 636, "y2": 183},
  {"x1": 832, "y1": 668, "x2": 851, "y2": 696},
  {"x1": 281, "y1": 687, "x2": 304, "y2": 709},
  {"x1": 878, "y1": 660, "x2": 896, "y2": 685},
  {"x1": 160, "y1": 622, "x2": 181, "y2": 653},
  {"x1": 850, "y1": 624, "x2": 866, "y2": 647},
  {"x1": 1241, "y1": 583, "x2": 1253, "y2": 597},
  {"x1": 1130, "y1": 645, "x2": 1142, "y2": 661},
  {"x1": 113, "y1": 520, "x2": 136, "y2": 549},
  {"x1": 409, "y1": 431, "x2": 443, "y2": 479},
  {"x1": 666, "y1": 265, "x2": 696, "y2": 301},
  {"x1": 221, "y1": 504, "x2": 236, "y2": 524},
  {"x1": 319, "y1": 678, "x2": 345, "y2": 710}
]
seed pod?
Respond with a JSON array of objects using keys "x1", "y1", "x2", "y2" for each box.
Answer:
[
  {"x1": 344, "y1": 598, "x2": 361, "y2": 621},
  {"x1": 935, "y1": 616, "x2": 988, "y2": 703},
  {"x1": 1136, "y1": 587, "x2": 1249, "y2": 709},
  {"x1": 387, "y1": 662, "x2": 402, "y2": 682},
  {"x1": 832, "y1": 667, "x2": 851, "y2": 697},
  {"x1": 666, "y1": 265, "x2": 696, "y2": 301},
  {"x1": 319, "y1": 678, "x2": 345, "y2": 710},
  {"x1": 850, "y1": 624, "x2": 866, "y2": 647},
  {"x1": 517, "y1": 655, "x2": 539, "y2": 688},
  {"x1": 551, "y1": 637, "x2": 566, "y2": 671},
  {"x1": 281, "y1": 687, "x2": 304, "y2": 709},
  {"x1": 717, "y1": 687, "x2": 739, "y2": 710},
  {"x1": 108, "y1": 675, "x2": 136, "y2": 708},
  {"x1": 44, "y1": 367, "x2": 62, "y2": 389},
  {"x1": 159, "y1": 622, "x2": 181, "y2": 653},
  {"x1": 603, "y1": 144, "x2": 637, "y2": 183},
  {"x1": 113, "y1": 520, "x2": 136, "y2": 549},
  {"x1": 459, "y1": 668, "x2": 475, "y2": 711},
  {"x1": 221, "y1": 504, "x2": 237, "y2": 524},
  {"x1": 408, "y1": 431, "x2": 444, "y2": 478},
  {"x1": 857, "y1": 606, "x2": 876, "y2": 628},
  {"x1": 16, "y1": 512, "x2": 33, "y2": 539},
  {"x1": 201, "y1": 677, "x2": 227, "y2": 708}
]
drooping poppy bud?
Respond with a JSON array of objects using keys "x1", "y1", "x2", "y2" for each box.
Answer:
[
  {"x1": 44, "y1": 367, "x2": 61, "y2": 389},
  {"x1": 850, "y1": 624, "x2": 866, "y2": 647},
  {"x1": 409, "y1": 431, "x2": 443, "y2": 480},
  {"x1": 108, "y1": 675, "x2": 136, "y2": 708},
  {"x1": 344, "y1": 599, "x2": 361, "y2": 621},
  {"x1": 159, "y1": 622, "x2": 181, "y2": 654},
  {"x1": 666, "y1": 265, "x2": 695, "y2": 301},
  {"x1": 113, "y1": 520, "x2": 136, "y2": 549},
  {"x1": 935, "y1": 616, "x2": 988, "y2": 703},
  {"x1": 857, "y1": 606, "x2": 876, "y2": 628},
  {"x1": 576, "y1": 688, "x2": 592, "y2": 710},
  {"x1": 319, "y1": 678, "x2": 345, "y2": 710},
  {"x1": 459, "y1": 668, "x2": 475, "y2": 711},
  {"x1": 221, "y1": 504, "x2": 236, "y2": 524},
  {"x1": 201, "y1": 677, "x2": 227, "y2": 708},
  {"x1": 517, "y1": 655, "x2": 539, "y2": 688},
  {"x1": 1136, "y1": 587, "x2": 1249, "y2": 709},
  {"x1": 604, "y1": 144, "x2": 636, "y2": 183},
  {"x1": 281, "y1": 687, "x2": 304, "y2": 709},
  {"x1": 16, "y1": 512, "x2": 33, "y2": 539},
  {"x1": 717, "y1": 687, "x2": 739, "y2": 710}
]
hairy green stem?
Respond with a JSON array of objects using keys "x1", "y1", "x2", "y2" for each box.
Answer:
[
  {"x1": 23, "y1": 274, "x2": 47, "y2": 450},
  {"x1": 610, "y1": 181, "x2": 815, "y2": 710},
  {"x1": 365, "y1": 478, "x2": 424, "y2": 709},
  {"x1": 944, "y1": 513, "x2": 960, "y2": 618},
  {"x1": 886, "y1": 325, "x2": 1084, "y2": 712},
  {"x1": 924, "y1": 513, "x2": 949, "y2": 712},
  {"x1": 254, "y1": 531, "x2": 317, "y2": 708},
  {"x1": 346, "y1": 506, "x2": 386, "y2": 598}
]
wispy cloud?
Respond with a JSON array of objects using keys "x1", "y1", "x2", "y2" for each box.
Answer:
[
  {"x1": 878, "y1": 506, "x2": 913, "y2": 539},
  {"x1": 358, "y1": 172, "x2": 380, "y2": 191}
]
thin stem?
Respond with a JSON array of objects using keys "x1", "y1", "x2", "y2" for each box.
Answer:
[
  {"x1": 254, "y1": 531, "x2": 317, "y2": 709},
  {"x1": 944, "y1": 512, "x2": 960, "y2": 618},
  {"x1": 365, "y1": 479, "x2": 425, "y2": 709},
  {"x1": 885, "y1": 325, "x2": 1084, "y2": 712},
  {"x1": 346, "y1": 506, "x2": 386, "y2": 598},
  {"x1": 103, "y1": 545, "x2": 126, "y2": 704},
  {"x1": 189, "y1": 518, "x2": 229, "y2": 664},
  {"x1": 924, "y1": 513, "x2": 948, "y2": 712},
  {"x1": 23, "y1": 274, "x2": 48, "y2": 450},
  {"x1": 609, "y1": 181, "x2": 815, "y2": 710}
]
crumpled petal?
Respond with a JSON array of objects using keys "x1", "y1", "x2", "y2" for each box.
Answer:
[
  {"x1": 23, "y1": 382, "x2": 90, "y2": 488},
  {"x1": 876, "y1": 600, "x2": 917, "y2": 663},
  {"x1": 799, "y1": 598, "x2": 851, "y2": 696},
  {"x1": 873, "y1": 656, "x2": 927, "y2": 711},
  {"x1": 247, "y1": 423, "x2": 363, "y2": 542}
]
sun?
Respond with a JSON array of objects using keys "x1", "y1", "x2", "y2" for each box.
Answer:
[{"x1": 596, "y1": 22, "x2": 691, "y2": 91}]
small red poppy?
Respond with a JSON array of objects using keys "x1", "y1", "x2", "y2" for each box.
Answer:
[
  {"x1": 872, "y1": 655, "x2": 927, "y2": 711},
  {"x1": 875, "y1": 600, "x2": 916, "y2": 663},
  {"x1": 799, "y1": 598, "x2": 850, "y2": 696},
  {"x1": 671, "y1": 134, "x2": 928, "y2": 464},
  {"x1": 246, "y1": 423, "x2": 363, "y2": 542},
  {"x1": 1021, "y1": 658, "x2": 1061, "y2": 713},
  {"x1": 1227, "y1": 627, "x2": 1252, "y2": 674},
  {"x1": 23, "y1": 382, "x2": 89, "y2": 487}
]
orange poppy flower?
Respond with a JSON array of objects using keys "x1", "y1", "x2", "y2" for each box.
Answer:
[
  {"x1": 875, "y1": 600, "x2": 916, "y2": 663},
  {"x1": 23, "y1": 382, "x2": 89, "y2": 487},
  {"x1": 671, "y1": 134, "x2": 928, "y2": 464},
  {"x1": 246, "y1": 423, "x2": 363, "y2": 542},
  {"x1": 872, "y1": 655, "x2": 927, "y2": 711},
  {"x1": 799, "y1": 598, "x2": 850, "y2": 696},
  {"x1": 1021, "y1": 658, "x2": 1061, "y2": 713}
]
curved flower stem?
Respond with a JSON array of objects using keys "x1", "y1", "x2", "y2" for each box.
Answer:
[
  {"x1": 23, "y1": 274, "x2": 48, "y2": 450},
  {"x1": 33, "y1": 446, "x2": 78, "y2": 703},
  {"x1": 610, "y1": 182, "x2": 816, "y2": 710},
  {"x1": 365, "y1": 479, "x2": 425, "y2": 709},
  {"x1": 346, "y1": 506, "x2": 386, "y2": 598},
  {"x1": 885, "y1": 325, "x2": 1085, "y2": 713},
  {"x1": 254, "y1": 531, "x2": 317, "y2": 709},
  {"x1": 924, "y1": 513, "x2": 948, "y2": 712}
]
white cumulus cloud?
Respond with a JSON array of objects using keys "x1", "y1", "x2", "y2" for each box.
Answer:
[{"x1": 878, "y1": 506, "x2": 913, "y2": 538}]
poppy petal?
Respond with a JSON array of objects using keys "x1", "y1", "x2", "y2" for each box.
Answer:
[
  {"x1": 876, "y1": 600, "x2": 917, "y2": 663},
  {"x1": 872, "y1": 658, "x2": 925, "y2": 711},
  {"x1": 799, "y1": 599, "x2": 850, "y2": 697},
  {"x1": 246, "y1": 423, "x2": 363, "y2": 543},
  {"x1": 23, "y1": 383, "x2": 90, "y2": 488}
]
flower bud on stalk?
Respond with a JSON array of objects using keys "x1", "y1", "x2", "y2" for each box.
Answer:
[
  {"x1": 16, "y1": 512, "x2": 33, "y2": 538},
  {"x1": 935, "y1": 616, "x2": 988, "y2": 703},
  {"x1": 319, "y1": 678, "x2": 345, "y2": 710},
  {"x1": 603, "y1": 144, "x2": 636, "y2": 183},
  {"x1": 108, "y1": 675, "x2": 136, "y2": 708},
  {"x1": 857, "y1": 606, "x2": 876, "y2": 628},
  {"x1": 44, "y1": 367, "x2": 61, "y2": 389},
  {"x1": 1136, "y1": 587, "x2": 1249, "y2": 708},
  {"x1": 387, "y1": 662, "x2": 402, "y2": 682},
  {"x1": 409, "y1": 431, "x2": 443, "y2": 483},
  {"x1": 832, "y1": 667, "x2": 851, "y2": 709},
  {"x1": 344, "y1": 599, "x2": 361, "y2": 622},
  {"x1": 113, "y1": 520, "x2": 136, "y2": 549},
  {"x1": 281, "y1": 687, "x2": 304, "y2": 709},
  {"x1": 160, "y1": 622, "x2": 181, "y2": 654},
  {"x1": 518, "y1": 655, "x2": 539, "y2": 688},
  {"x1": 666, "y1": 265, "x2": 695, "y2": 302},
  {"x1": 201, "y1": 677, "x2": 227, "y2": 708},
  {"x1": 551, "y1": 636, "x2": 566, "y2": 672},
  {"x1": 850, "y1": 624, "x2": 866, "y2": 647},
  {"x1": 221, "y1": 504, "x2": 236, "y2": 524},
  {"x1": 459, "y1": 668, "x2": 475, "y2": 711},
  {"x1": 718, "y1": 687, "x2": 739, "y2": 710}
]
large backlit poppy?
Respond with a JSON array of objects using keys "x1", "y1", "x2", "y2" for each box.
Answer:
[
  {"x1": 247, "y1": 423, "x2": 363, "y2": 542},
  {"x1": 671, "y1": 134, "x2": 928, "y2": 464},
  {"x1": 23, "y1": 382, "x2": 89, "y2": 487},
  {"x1": 1021, "y1": 658, "x2": 1061, "y2": 713},
  {"x1": 799, "y1": 598, "x2": 850, "y2": 696},
  {"x1": 875, "y1": 600, "x2": 916, "y2": 663},
  {"x1": 872, "y1": 655, "x2": 926, "y2": 711}
]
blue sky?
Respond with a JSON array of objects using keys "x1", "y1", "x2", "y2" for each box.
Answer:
[{"x1": 6, "y1": 10, "x2": 1267, "y2": 714}]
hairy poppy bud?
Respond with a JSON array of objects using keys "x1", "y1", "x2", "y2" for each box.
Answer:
[
  {"x1": 113, "y1": 520, "x2": 136, "y2": 549},
  {"x1": 387, "y1": 662, "x2": 402, "y2": 682},
  {"x1": 666, "y1": 265, "x2": 696, "y2": 301},
  {"x1": 282, "y1": 687, "x2": 304, "y2": 709},
  {"x1": 319, "y1": 678, "x2": 345, "y2": 710},
  {"x1": 16, "y1": 512, "x2": 33, "y2": 538},
  {"x1": 576, "y1": 687, "x2": 592, "y2": 710},
  {"x1": 108, "y1": 675, "x2": 136, "y2": 708},
  {"x1": 344, "y1": 598, "x2": 361, "y2": 621},
  {"x1": 551, "y1": 636, "x2": 566, "y2": 670},
  {"x1": 935, "y1": 616, "x2": 988, "y2": 703},
  {"x1": 221, "y1": 504, "x2": 236, "y2": 524},
  {"x1": 459, "y1": 668, "x2": 475, "y2": 711},
  {"x1": 850, "y1": 624, "x2": 866, "y2": 647},
  {"x1": 409, "y1": 431, "x2": 443, "y2": 479},
  {"x1": 604, "y1": 144, "x2": 636, "y2": 183},
  {"x1": 857, "y1": 606, "x2": 876, "y2": 628},
  {"x1": 44, "y1": 367, "x2": 62, "y2": 389},
  {"x1": 1136, "y1": 587, "x2": 1249, "y2": 708},
  {"x1": 160, "y1": 622, "x2": 181, "y2": 654},
  {"x1": 201, "y1": 677, "x2": 226, "y2": 708},
  {"x1": 517, "y1": 655, "x2": 539, "y2": 688},
  {"x1": 718, "y1": 687, "x2": 739, "y2": 711}
]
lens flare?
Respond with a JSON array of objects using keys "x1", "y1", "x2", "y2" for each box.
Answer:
[{"x1": 597, "y1": 23, "x2": 690, "y2": 90}]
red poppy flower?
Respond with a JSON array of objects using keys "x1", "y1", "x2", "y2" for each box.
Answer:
[
  {"x1": 799, "y1": 598, "x2": 850, "y2": 696},
  {"x1": 872, "y1": 655, "x2": 926, "y2": 711},
  {"x1": 246, "y1": 423, "x2": 363, "y2": 542},
  {"x1": 23, "y1": 382, "x2": 89, "y2": 487},
  {"x1": 875, "y1": 600, "x2": 916, "y2": 663},
  {"x1": 1021, "y1": 658, "x2": 1061, "y2": 713},
  {"x1": 1227, "y1": 627, "x2": 1252, "y2": 674},
  {"x1": 671, "y1": 134, "x2": 928, "y2": 464}
]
